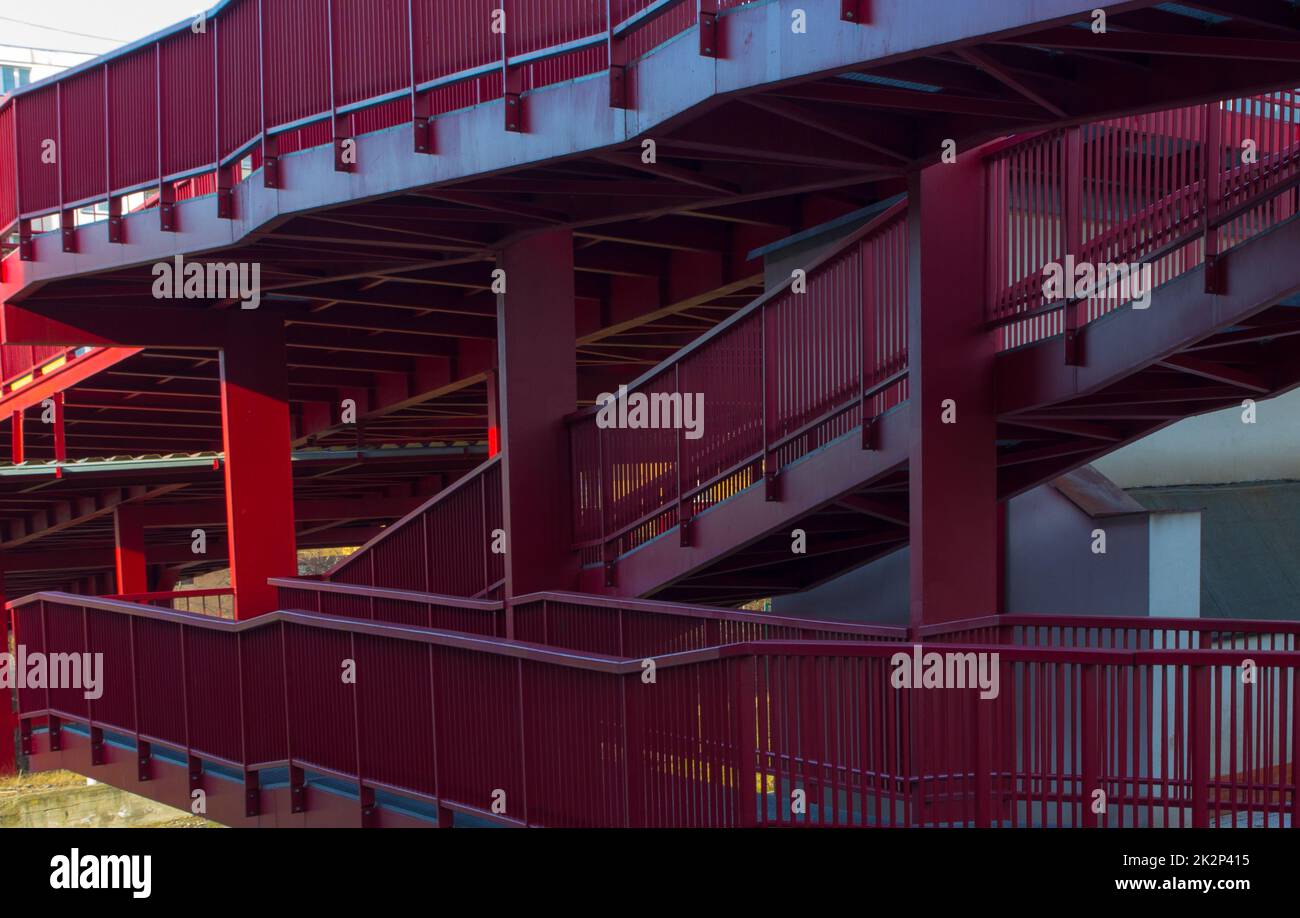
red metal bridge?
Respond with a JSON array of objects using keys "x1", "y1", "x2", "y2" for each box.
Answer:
[{"x1": 2, "y1": 0, "x2": 1300, "y2": 827}]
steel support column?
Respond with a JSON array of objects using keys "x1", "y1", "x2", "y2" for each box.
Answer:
[
  {"x1": 496, "y1": 229, "x2": 578, "y2": 596},
  {"x1": 219, "y1": 316, "x2": 298, "y2": 618},
  {"x1": 0, "y1": 569, "x2": 15, "y2": 777},
  {"x1": 113, "y1": 507, "x2": 149, "y2": 595},
  {"x1": 906, "y1": 158, "x2": 998, "y2": 629}
]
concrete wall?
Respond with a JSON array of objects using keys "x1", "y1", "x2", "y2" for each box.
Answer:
[
  {"x1": 773, "y1": 484, "x2": 1201, "y2": 624},
  {"x1": 1005, "y1": 485, "x2": 1150, "y2": 616}
]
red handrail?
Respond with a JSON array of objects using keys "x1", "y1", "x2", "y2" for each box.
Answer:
[
  {"x1": 12, "y1": 591, "x2": 1297, "y2": 827},
  {"x1": 568, "y1": 200, "x2": 909, "y2": 573},
  {"x1": 986, "y1": 90, "x2": 1300, "y2": 351},
  {"x1": 0, "y1": 0, "x2": 708, "y2": 238},
  {"x1": 318, "y1": 455, "x2": 504, "y2": 599},
  {"x1": 270, "y1": 577, "x2": 907, "y2": 651}
]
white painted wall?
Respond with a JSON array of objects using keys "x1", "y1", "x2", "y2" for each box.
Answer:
[{"x1": 1147, "y1": 511, "x2": 1201, "y2": 618}]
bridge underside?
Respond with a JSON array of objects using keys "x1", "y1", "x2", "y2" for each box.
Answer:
[{"x1": 5, "y1": 0, "x2": 1300, "y2": 826}]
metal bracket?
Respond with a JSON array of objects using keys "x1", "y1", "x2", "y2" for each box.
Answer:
[
  {"x1": 609, "y1": 65, "x2": 628, "y2": 109},
  {"x1": 290, "y1": 764, "x2": 307, "y2": 814},
  {"x1": 841, "y1": 0, "x2": 872, "y2": 23},
  {"x1": 61, "y1": 209, "x2": 77, "y2": 253},
  {"x1": 699, "y1": 12, "x2": 718, "y2": 57},
  {"x1": 137, "y1": 740, "x2": 152, "y2": 782},
  {"x1": 244, "y1": 770, "x2": 261, "y2": 818},
  {"x1": 90, "y1": 726, "x2": 105, "y2": 766}
]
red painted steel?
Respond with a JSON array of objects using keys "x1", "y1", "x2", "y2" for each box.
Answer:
[
  {"x1": 498, "y1": 229, "x2": 579, "y2": 596},
  {"x1": 0, "y1": 0, "x2": 704, "y2": 230},
  {"x1": 919, "y1": 613, "x2": 1300, "y2": 652},
  {"x1": 219, "y1": 319, "x2": 298, "y2": 619},
  {"x1": 105, "y1": 589, "x2": 236, "y2": 618},
  {"x1": 271, "y1": 578, "x2": 900, "y2": 652},
  {"x1": 570, "y1": 201, "x2": 907, "y2": 573},
  {"x1": 13, "y1": 593, "x2": 1296, "y2": 827},
  {"x1": 322, "y1": 457, "x2": 504, "y2": 599},
  {"x1": 907, "y1": 152, "x2": 998, "y2": 629},
  {"x1": 112, "y1": 508, "x2": 149, "y2": 595},
  {"x1": 275, "y1": 578, "x2": 507, "y2": 637},
  {"x1": 987, "y1": 93, "x2": 1300, "y2": 351},
  {"x1": 0, "y1": 344, "x2": 73, "y2": 389}
]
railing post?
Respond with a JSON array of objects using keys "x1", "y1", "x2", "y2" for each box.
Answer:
[
  {"x1": 1080, "y1": 663, "x2": 1101, "y2": 827},
  {"x1": 607, "y1": 0, "x2": 629, "y2": 109},
  {"x1": 621, "y1": 675, "x2": 647, "y2": 827},
  {"x1": 676, "y1": 363, "x2": 691, "y2": 547},
  {"x1": 502, "y1": 1, "x2": 523, "y2": 133},
  {"x1": 1291, "y1": 662, "x2": 1300, "y2": 831},
  {"x1": 972, "y1": 677, "x2": 995, "y2": 827},
  {"x1": 326, "y1": 0, "x2": 354, "y2": 175},
  {"x1": 407, "y1": 0, "x2": 434, "y2": 154},
  {"x1": 257, "y1": 0, "x2": 279, "y2": 189},
  {"x1": 1188, "y1": 664, "x2": 1212, "y2": 828},
  {"x1": 598, "y1": 423, "x2": 616, "y2": 587},
  {"x1": 1203, "y1": 103, "x2": 1226, "y2": 294},
  {"x1": 761, "y1": 303, "x2": 780, "y2": 501},
  {"x1": 860, "y1": 239, "x2": 877, "y2": 450},
  {"x1": 732, "y1": 654, "x2": 758, "y2": 827},
  {"x1": 1062, "y1": 127, "x2": 1084, "y2": 366}
]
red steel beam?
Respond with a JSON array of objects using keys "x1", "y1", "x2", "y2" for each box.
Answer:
[
  {"x1": 219, "y1": 316, "x2": 297, "y2": 618},
  {"x1": 906, "y1": 156, "x2": 998, "y2": 629},
  {"x1": 112, "y1": 506, "x2": 149, "y2": 594},
  {"x1": 497, "y1": 230, "x2": 579, "y2": 596}
]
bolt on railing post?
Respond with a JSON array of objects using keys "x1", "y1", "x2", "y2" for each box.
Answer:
[
  {"x1": 1188, "y1": 663, "x2": 1212, "y2": 828},
  {"x1": 699, "y1": 0, "x2": 720, "y2": 58}
]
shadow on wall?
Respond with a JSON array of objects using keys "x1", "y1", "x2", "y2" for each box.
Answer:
[{"x1": 772, "y1": 466, "x2": 1202, "y2": 626}]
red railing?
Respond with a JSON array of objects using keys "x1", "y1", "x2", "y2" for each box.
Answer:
[
  {"x1": 987, "y1": 89, "x2": 1300, "y2": 351},
  {"x1": 0, "y1": 345, "x2": 94, "y2": 399},
  {"x1": 271, "y1": 577, "x2": 904, "y2": 654},
  {"x1": 0, "y1": 0, "x2": 730, "y2": 241},
  {"x1": 272, "y1": 578, "x2": 507, "y2": 637},
  {"x1": 103, "y1": 588, "x2": 235, "y2": 619},
  {"x1": 918, "y1": 613, "x2": 1300, "y2": 652},
  {"x1": 569, "y1": 200, "x2": 909, "y2": 571},
  {"x1": 12, "y1": 592, "x2": 1296, "y2": 827},
  {"x1": 316, "y1": 456, "x2": 504, "y2": 599}
]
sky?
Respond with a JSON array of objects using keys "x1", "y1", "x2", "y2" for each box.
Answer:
[{"x1": 2, "y1": 1, "x2": 202, "y2": 81}]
